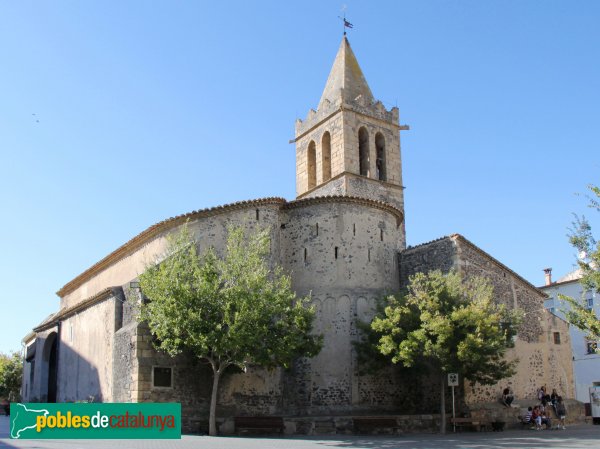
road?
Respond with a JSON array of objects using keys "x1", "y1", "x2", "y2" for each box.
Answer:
[{"x1": 1, "y1": 415, "x2": 599, "y2": 449}]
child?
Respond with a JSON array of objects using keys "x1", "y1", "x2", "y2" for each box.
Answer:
[
  {"x1": 532, "y1": 406, "x2": 543, "y2": 430},
  {"x1": 555, "y1": 397, "x2": 567, "y2": 430}
]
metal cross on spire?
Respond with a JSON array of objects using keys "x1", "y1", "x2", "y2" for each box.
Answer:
[{"x1": 338, "y1": 5, "x2": 353, "y2": 36}]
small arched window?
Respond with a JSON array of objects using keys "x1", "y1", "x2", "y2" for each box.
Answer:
[
  {"x1": 307, "y1": 140, "x2": 316, "y2": 190},
  {"x1": 322, "y1": 131, "x2": 331, "y2": 182},
  {"x1": 375, "y1": 132, "x2": 386, "y2": 181},
  {"x1": 358, "y1": 127, "x2": 370, "y2": 177}
]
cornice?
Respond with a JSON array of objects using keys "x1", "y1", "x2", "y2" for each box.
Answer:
[
  {"x1": 402, "y1": 234, "x2": 546, "y2": 298},
  {"x1": 285, "y1": 194, "x2": 404, "y2": 225},
  {"x1": 451, "y1": 234, "x2": 547, "y2": 297},
  {"x1": 57, "y1": 195, "x2": 402, "y2": 299},
  {"x1": 35, "y1": 287, "x2": 121, "y2": 332}
]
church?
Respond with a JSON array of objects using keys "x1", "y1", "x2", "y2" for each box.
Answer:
[{"x1": 21, "y1": 36, "x2": 575, "y2": 434}]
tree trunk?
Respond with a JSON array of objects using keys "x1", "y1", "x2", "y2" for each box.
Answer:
[
  {"x1": 209, "y1": 368, "x2": 221, "y2": 436},
  {"x1": 440, "y1": 373, "x2": 446, "y2": 434}
]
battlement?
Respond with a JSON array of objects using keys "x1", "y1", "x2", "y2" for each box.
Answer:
[{"x1": 295, "y1": 88, "x2": 399, "y2": 138}]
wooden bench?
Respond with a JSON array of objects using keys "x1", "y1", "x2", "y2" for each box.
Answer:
[
  {"x1": 353, "y1": 417, "x2": 398, "y2": 434},
  {"x1": 450, "y1": 417, "x2": 490, "y2": 432},
  {"x1": 234, "y1": 416, "x2": 285, "y2": 435}
]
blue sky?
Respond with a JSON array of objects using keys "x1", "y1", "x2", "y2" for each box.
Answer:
[{"x1": 1, "y1": 1, "x2": 599, "y2": 354}]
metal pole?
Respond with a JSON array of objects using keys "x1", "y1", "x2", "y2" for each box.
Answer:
[{"x1": 452, "y1": 385, "x2": 456, "y2": 433}]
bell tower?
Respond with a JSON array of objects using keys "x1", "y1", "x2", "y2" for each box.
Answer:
[{"x1": 293, "y1": 37, "x2": 408, "y2": 216}]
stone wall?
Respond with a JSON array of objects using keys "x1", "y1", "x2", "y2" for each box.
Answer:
[
  {"x1": 220, "y1": 413, "x2": 445, "y2": 435},
  {"x1": 295, "y1": 108, "x2": 344, "y2": 196},
  {"x1": 294, "y1": 86, "x2": 406, "y2": 250},
  {"x1": 132, "y1": 327, "x2": 212, "y2": 433},
  {"x1": 58, "y1": 200, "x2": 285, "y2": 310},
  {"x1": 453, "y1": 236, "x2": 573, "y2": 404},
  {"x1": 454, "y1": 237, "x2": 543, "y2": 342},
  {"x1": 112, "y1": 322, "x2": 136, "y2": 403},
  {"x1": 113, "y1": 197, "x2": 409, "y2": 421},
  {"x1": 400, "y1": 237, "x2": 456, "y2": 286},
  {"x1": 302, "y1": 175, "x2": 345, "y2": 198},
  {"x1": 345, "y1": 175, "x2": 404, "y2": 213},
  {"x1": 26, "y1": 328, "x2": 57, "y2": 403},
  {"x1": 275, "y1": 200, "x2": 407, "y2": 415},
  {"x1": 281, "y1": 200, "x2": 401, "y2": 293},
  {"x1": 58, "y1": 295, "x2": 120, "y2": 402},
  {"x1": 398, "y1": 234, "x2": 575, "y2": 409},
  {"x1": 341, "y1": 108, "x2": 403, "y2": 189}
]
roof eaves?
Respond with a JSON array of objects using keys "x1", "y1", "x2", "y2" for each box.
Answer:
[
  {"x1": 35, "y1": 287, "x2": 121, "y2": 332},
  {"x1": 451, "y1": 234, "x2": 546, "y2": 296},
  {"x1": 56, "y1": 197, "x2": 287, "y2": 298},
  {"x1": 285, "y1": 195, "x2": 404, "y2": 224}
]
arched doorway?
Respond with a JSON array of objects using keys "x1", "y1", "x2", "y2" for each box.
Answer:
[{"x1": 42, "y1": 332, "x2": 58, "y2": 403}]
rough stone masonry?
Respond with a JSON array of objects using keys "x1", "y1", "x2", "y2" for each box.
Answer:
[{"x1": 22, "y1": 36, "x2": 574, "y2": 434}]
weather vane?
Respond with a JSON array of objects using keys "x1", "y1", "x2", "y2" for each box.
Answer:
[{"x1": 338, "y1": 5, "x2": 353, "y2": 36}]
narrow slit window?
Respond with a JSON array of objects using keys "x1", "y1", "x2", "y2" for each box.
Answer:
[
  {"x1": 368, "y1": 249, "x2": 371, "y2": 262},
  {"x1": 353, "y1": 224, "x2": 356, "y2": 236},
  {"x1": 304, "y1": 248, "x2": 307, "y2": 262},
  {"x1": 335, "y1": 247, "x2": 339, "y2": 259},
  {"x1": 316, "y1": 223, "x2": 319, "y2": 236},
  {"x1": 256, "y1": 209, "x2": 259, "y2": 221},
  {"x1": 380, "y1": 229, "x2": 384, "y2": 241}
]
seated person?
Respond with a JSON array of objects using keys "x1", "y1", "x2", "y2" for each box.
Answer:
[
  {"x1": 540, "y1": 410, "x2": 552, "y2": 429},
  {"x1": 502, "y1": 387, "x2": 514, "y2": 407},
  {"x1": 532, "y1": 406, "x2": 543, "y2": 430},
  {"x1": 521, "y1": 406, "x2": 533, "y2": 425}
]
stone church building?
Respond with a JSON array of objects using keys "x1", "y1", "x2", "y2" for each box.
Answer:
[{"x1": 22, "y1": 37, "x2": 574, "y2": 433}]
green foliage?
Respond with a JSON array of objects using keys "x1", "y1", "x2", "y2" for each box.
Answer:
[
  {"x1": 369, "y1": 270, "x2": 521, "y2": 385},
  {"x1": 138, "y1": 224, "x2": 321, "y2": 370},
  {"x1": 137, "y1": 223, "x2": 322, "y2": 435},
  {"x1": 0, "y1": 351, "x2": 22, "y2": 401},
  {"x1": 560, "y1": 184, "x2": 600, "y2": 343},
  {"x1": 559, "y1": 293, "x2": 600, "y2": 343}
]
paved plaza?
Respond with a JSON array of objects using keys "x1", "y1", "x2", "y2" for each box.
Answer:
[{"x1": 1, "y1": 416, "x2": 599, "y2": 449}]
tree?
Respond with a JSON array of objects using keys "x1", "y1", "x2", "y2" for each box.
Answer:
[
  {"x1": 0, "y1": 351, "x2": 22, "y2": 401},
  {"x1": 138, "y1": 224, "x2": 321, "y2": 436},
  {"x1": 559, "y1": 184, "x2": 600, "y2": 345},
  {"x1": 368, "y1": 270, "x2": 521, "y2": 433}
]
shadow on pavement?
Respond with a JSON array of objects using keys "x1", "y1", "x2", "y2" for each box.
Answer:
[{"x1": 302, "y1": 425, "x2": 600, "y2": 449}]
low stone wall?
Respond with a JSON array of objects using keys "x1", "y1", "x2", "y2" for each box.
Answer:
[
  {"x1": 466, "y1": 400, "x2": 588, "y2": 430},
  {"x1": 209, "y1": 401, "x2": 589, "y2": 436},
  {"x1": 216, "y1": 414, "x2": 444, "y2": 436}
]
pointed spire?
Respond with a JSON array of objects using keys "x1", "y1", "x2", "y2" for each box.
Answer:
[{"x1": 318, "y1": 37, "x2": 374, "y2": 109}]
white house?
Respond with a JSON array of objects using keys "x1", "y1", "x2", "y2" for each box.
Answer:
[{"x1": 541, "y1": 268, "x2": 600, "y2": 405}]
